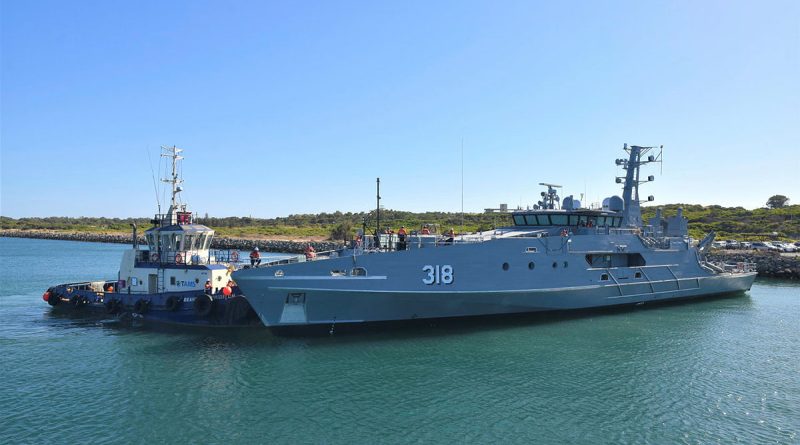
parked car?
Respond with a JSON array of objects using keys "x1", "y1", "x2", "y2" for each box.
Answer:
[
  {"x1": 724, "y1": 240, "x2": 740, "y2": 249},
  {"x1": 776, "y1": 242, "x2": 797, "y2": 253},
  {"x1": 739, "y1": 242, "x2": 752, "y2": 249},
  {"x1": 751, "y1": 242, "x2": 771, "y2": 251}
]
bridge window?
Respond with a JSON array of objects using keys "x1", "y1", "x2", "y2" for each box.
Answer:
[
  {"x1": 597, "y1": 216, "x2": 607, "y2": 226},
  {"x1": 568, "y1": 214, "x2": 579, "y2": 225},
  {"x1": 513, "y1": 215, "x2": 526, "y2": 225},
  {"x1": 536, "y1": 214, "x2": 550, "y2": 225},
  {"x1": 550, "y1": 214, "x2": 568, "y2": 225},
  {"x1": 525, "y1": 215, "x2": 538, "y2": 225}
]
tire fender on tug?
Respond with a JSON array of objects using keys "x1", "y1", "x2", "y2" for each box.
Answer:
[
  {"x1": 133, "y1": 299, "x2": 150, "y2": 314},
  {"x1": 48, "y1": 292, "x2": 62, "y2": 307},
  {"x1": 69, "y1": 295, "x2": 88, "y2": 308},
  {"x1": 165, "y1": 296, "x2": 182, "y2": 312},
  {"x1": 105, "y1": 298, "x2": 121, "y2": 314},
  {"x1": 193, "y1": 294, "x2": 214, "y2": 318}
]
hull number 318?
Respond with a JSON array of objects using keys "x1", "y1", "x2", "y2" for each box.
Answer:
[{"x1": 422, "y1": 265, "x2": 454, "y2": 285}]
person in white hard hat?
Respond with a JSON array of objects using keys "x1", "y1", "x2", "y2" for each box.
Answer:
[{"x1": 249, "y1": 246, "x2": 261, "y2": 266}]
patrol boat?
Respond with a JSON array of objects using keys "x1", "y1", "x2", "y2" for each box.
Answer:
[
  {"x1": 232, "y1": 144, "x2": 757, "y2": 328},
  {"x1": 43, "y1": 146, "x2": 262, "y2": 326}
]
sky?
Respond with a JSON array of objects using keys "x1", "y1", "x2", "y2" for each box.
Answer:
[{"x1": 1, "y1": 0, "x2": 798, "y2": 218}]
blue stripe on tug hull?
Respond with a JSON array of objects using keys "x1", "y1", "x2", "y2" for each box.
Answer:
[{"x1": 245, "y1": 273, "x2": 756, "y2": 327}]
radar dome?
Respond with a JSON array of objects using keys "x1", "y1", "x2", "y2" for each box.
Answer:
[
  {"x1": 607, "y1": 196, "x2": 624, "y2": 212},
  {"x1": 562, "y1": 195, "x2": 581, "y2": 210}
]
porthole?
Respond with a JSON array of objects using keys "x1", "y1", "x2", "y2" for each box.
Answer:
[
  {"x1": 552, "y1": 261, "x2": 557, "y2": 269},
  {"x1": 563, "y1": 261, "x2": 568, "y2": 268},
  {"x1": 528, "y1": 262, "x2": 535, "y2": 270},
  {"x1": 274, "y1": 270, "x2": 284, "y2": 277},
  {"x1": 601, "y1": 273, "x2": 609, "y2": 281},
  {"x1": 635, "y1": 272, "x2": 642, "y2": 278},
  {"x1": 502, "y1": 262, "x2": 509, "y2": 271}
]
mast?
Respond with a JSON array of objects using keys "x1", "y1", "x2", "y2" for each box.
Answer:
[
  {"x1": 617, "y1": 144, "x2": 660, "y2": 228},
  {"x1": 160, "y1": 145, "x2": 184, "y2": 225},
  {"x1": 376, "y1": 177, "x2": 381, "y2": 240}
]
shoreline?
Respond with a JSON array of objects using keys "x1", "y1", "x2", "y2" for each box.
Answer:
[
  {"x1": 2, "y1": 230, "x2": 797, "y2": 279},
  {"x1": 0, "y1": 229, "x2": 343, "y2": 254}
]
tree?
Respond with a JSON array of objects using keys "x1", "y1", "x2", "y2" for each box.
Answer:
[
  {"x1": 329, "y1": 221, "x2": 354, "y2": 242},
  {"x1": 766, "y1": 195, "x2": 790, "y2": 209}
]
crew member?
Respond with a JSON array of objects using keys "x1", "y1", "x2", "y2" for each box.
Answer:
[
  {"x1": 105, "y1": 284, "x2": 114, "y2": 293},
  {"x1": 446, "y1": 228, "x2": 455, "y2": 245},
  {"x1": 249, "y1": 247, "x2": 261, "y2": 266},
  {"x1": 305, "y1": 244, "x2": 317, "y2": 260},
  {"x1": 204, "y1": 279, "x2": 213, "y2": 293},
  {"x1": 421, "y1": 225, "x2": 431, "y2": 235},
  {"x1": 397, "y1": 226, "x2": 407, "y2": 250}
]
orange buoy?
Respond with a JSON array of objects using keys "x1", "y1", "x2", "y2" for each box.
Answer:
[{"x1": 42, "y1": 291, "x2": 51, "y2": 302}]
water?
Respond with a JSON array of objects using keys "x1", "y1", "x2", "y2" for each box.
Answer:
[{"x1": 1, "y1": 237, "x2": 798, "y2": 444}]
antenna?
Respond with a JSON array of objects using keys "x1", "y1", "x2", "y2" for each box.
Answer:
[
  {"x1": 147, "y1": 147, "x2": 161, "y2": 215},
  {"x1": 160, "y1": 145, "x2": 185, "y2": 225},
  {"x1": 460, "y1": 137, "x2": 464, "y2": 235}
]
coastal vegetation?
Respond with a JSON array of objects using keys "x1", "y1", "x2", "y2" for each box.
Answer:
[{"x1": 2, "y1": 203, "x2": 799, "y2": 241}]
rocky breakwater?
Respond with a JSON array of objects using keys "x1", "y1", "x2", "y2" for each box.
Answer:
[
  {"x1": 0, "y1": 230, "x2": 343, "y2": 254},
  {"x1": 707, "y1": 250, "x2": 800, "y2": 280},
  {"x1": 212, "y1": 237, "x2": 342, "y2": 254}
]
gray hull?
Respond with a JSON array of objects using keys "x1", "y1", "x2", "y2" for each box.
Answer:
[{"x1": 233, "y1": 236, "x2": 757, "y2": 327}]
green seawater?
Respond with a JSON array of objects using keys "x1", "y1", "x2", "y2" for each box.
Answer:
[{"x1": 1, "y1": 237, "x2": 798, "y2": 444}]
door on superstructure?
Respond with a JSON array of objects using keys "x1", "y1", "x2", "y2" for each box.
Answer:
[{"x1": 148, "y1": 274, "x2": 158, "y2": 293}]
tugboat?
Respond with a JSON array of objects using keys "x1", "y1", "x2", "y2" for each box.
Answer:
[
  {"x1": 42, "y1": 146, "x2": 264, "y2": 326},
  {"x1": 232, "y1": 144, "x2": 757, "y2": 329}
]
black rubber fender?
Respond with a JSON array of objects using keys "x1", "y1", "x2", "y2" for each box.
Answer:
[
  {"x1": 105, "y1": 298, "x2": 121, "y2": 314},
  {"x1": 69, "y1": 295, "x2": 88, "y2": 309},
  {"x1": 164, "y1": 296, "x2": 182, "y2": 312},
  {"x1": 223, "y1": 296, "x2": 259, "y2": 325},
  {"x1": 133, "y1": 299, "x2": 150, "y2": 314},
  {"x1": 193, "y1": 294, "x2": 214, "y2": 318},
  {"x1": 48, "y1": 293, "x2": 62, "y2": 307}
]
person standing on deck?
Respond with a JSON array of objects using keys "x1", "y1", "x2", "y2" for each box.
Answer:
[
  {"x1": 305, "y1": 244, "x2": 317, "y2": 260},
  {"x1": 397, "y1": 226, "x2": 408, "y2": 250},
  {"x1": 249, "y1": 247, "x2": 261, "y2": 266}
]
